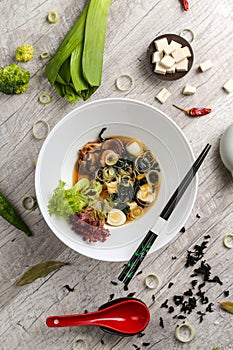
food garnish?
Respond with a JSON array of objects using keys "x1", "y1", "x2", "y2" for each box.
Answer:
[
  {"x1": 15, "y1": 44, "x2": 34, "y2": 62},
  {"x1": 115, "y1": 74, "x2": 135, "y2": 92},
  {"x1": 38, "y1": 93, "x2": 51, "y2": 104},
  {"x1": 219, "y1": 301, "x2": 233, "y2": 314},
  {"x1": 45, "y1": 0, "x2": 111, "y2": 103},
  {"x1": 32, "y1": 119, "x2": 50, "y2": 140},
  {"x1": 22, "y1": 196, "x2": 37, "y2": 211},
  {"x1": 144, "y1": 273, "x2": 161, "y2": 289},
  {"x1": 40, "y1": 52, "x2": 50, "y2": 59},
  {"x1": 173, "y1": 104, "x2": 212, "y2": 116},
  {"x1": 180, "y1": 0, "x2": 189, "y2": 11},
  {"x1": 175, "y1": 323, "x2": 195, "y2": 343},
  {"x1": 223, "y1": 233, "x2": 233, "y2": 249},
  {"x1": 0, "y1": 64, "x2": 30, "y2": 94},
  {"x1": 0, "y1": 191, "x2": 32, "y2": 236},
  {"x1": 47, "y1": 11, "x2": 59, "y2": 24},
  {"x1": 15, "y1": 261, "x2": 67, "y2": 286}
]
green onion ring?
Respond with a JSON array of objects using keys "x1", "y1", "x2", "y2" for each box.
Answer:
[
  {"x1": 72, "y1": 337, "x2": 88, "y2": 350},
  {"x1": 47, "y1": 11, "x2": 59, "y2": 24},
  {"x1": 179, "y1": 28, "x2": 195, "y2": 42},
  {"x1": 38, "y1": 93, "x2": 51, "y2": 104},
  {"x1": 115, "y1": 74, "x2": 134, "y2": 92},
  {"x1": 144, "y1": 273, "x2": 161, "y2": 289},
  {"x1": 40, "y1": 52, "x2": 50, "y2": 59},
  {"x1": 223, "y1": 233, "x2": 233, "y2": 249},
  {"x1": 32, "y1": 120, "x2": 50, "y2": 140},
  {"x1": 22, "y1": 196, "x2": 37, "y2": 211},
  {"x1": 175, "y1": 323, "x2": 195, "y2": 343}
]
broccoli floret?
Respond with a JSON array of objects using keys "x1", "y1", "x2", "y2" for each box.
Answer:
[
  {"x1": 15, "y1": 44, "x2": 34, "y2": 62},
  {"x1": 0, "y1": 64, "x2": 30, "y2": 94}
]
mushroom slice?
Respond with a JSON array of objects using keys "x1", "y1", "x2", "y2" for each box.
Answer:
[
  {"x1": 102, "y1": 138, "x2": 125, "y2": 156},
  {"x1": 100, "y1": 150, "x2": 119, "y2": 167},
  {"x1": 107, "y1": 209, "x2": 126, "y2": 226}
]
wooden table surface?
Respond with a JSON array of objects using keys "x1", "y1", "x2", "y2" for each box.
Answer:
[{"x1": 1, "y1": 0, "x2": 233, "y2": 349}]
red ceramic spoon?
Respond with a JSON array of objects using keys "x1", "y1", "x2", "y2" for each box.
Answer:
[{"x1": 46, "y1": 298, "x2": 150, "y2": 335}]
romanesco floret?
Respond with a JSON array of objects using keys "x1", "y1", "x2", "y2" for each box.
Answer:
[
  {"x1": 0, "y1": 64, "x2": 30, "y2": 94},
  {"x1": 15, "y1": 44, "x2": 34, "y2": 62}
]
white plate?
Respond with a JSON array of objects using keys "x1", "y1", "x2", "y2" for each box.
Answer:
[{"x1": 35, "y1": 98, "x2": 197, "y2": 262}]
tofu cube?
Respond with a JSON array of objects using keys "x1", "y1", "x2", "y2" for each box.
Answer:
[
  {"x1": 181, "y1": 46, "x2": 192, "y2": 58},
  {"x1": 156, "y1": 88, "x2": 171, "y2": 104},
  {"x1": 176, "y1": 58, "x2": 189, "y2": 71},
  {"x1": 223, "y1": 79, "x2": 233, "y2": 93},
  {"x1": 164, "y1": 43, "x2": 176, "y2": 55},
  {"x1": 154, "y1": 38, "x2": 168, "y2": 52},
  {"x1": 152, "y1": 51, "x2": 163, "y2": 63},
  {"x1": 170, "y1": 40, "x2": 182, "y2": 50},
  {"x1": 172, "y1": 48, "x2": 186, "y2": 63},
  {"x1": 160, "y1": 55, "x2": 175, "y2": 69},
  {"x1": 154, "y1": 62, "x2": 166, "y2": 75},
  {"x1": 199, "y1": 60, "x2": 213, "y2": 72},
  {"x1": 183, "y1": 85, "x2": 196, "y2": 95},
  {"x1": 166, "y1": 65, "x2": 176, "y2": 74}
]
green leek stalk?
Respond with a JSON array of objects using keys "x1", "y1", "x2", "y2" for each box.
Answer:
[{"x1": 45, "y1": 0, "x2": 112, "y2": 103}]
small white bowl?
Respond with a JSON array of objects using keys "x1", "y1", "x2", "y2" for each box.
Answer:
[{"x1": 35, "y1": 98, "x2": 197, "y2": 262}]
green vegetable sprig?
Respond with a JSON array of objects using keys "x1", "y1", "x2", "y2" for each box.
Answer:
[
  {"x1": 0, "y1": 64, "x2": 30, "y2": 94},
  {"x1": 0, "y1": 191, "x2": 32, "y2": 236},
  {"x1": 45, "y1": 0, "x2": 112, "y2": 103}
]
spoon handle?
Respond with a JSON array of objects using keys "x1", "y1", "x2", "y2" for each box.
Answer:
[{"x1": 46, "y1": 313, "x2": 101, "y2": 328}]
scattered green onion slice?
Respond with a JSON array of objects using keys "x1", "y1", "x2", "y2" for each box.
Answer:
[
  {"x1": 223, "y1": 233, "x2": 233, "y2": 249},
  {"x1": 72, "y1": 337, "x2": 88, "y2": 350},
  {"x1": 175, "y1": 323, "x2": 195, "y2": 343},
  {"x1": 38, "y1": 93, "x2": 51, "y2": 104},
  {"x1": 179, "y1": 28, "x2": 195, "y2": 42},
  {"x1": 32, "y1": 120, "x2": 50, "y2": 140},
  {"x1": 144, "y1": 273, "x2": 161, "y2": 289},
  {"x1": 22, "y1": 196, "x2": 37, "y2": 211},
  {"x1": 47, "y1": 11, "x2": 59, "y2": 24},
  {"x1": 115, "y1": 74, "x2": 134, "y2": 92},
  {"x1": 40, "y1": 52, "x2": 50, "y2": 59}
]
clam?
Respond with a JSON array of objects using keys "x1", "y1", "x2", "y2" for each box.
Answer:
[
  {"x1": 102, "y1": 138, "x2": 125, "y2": 156},
  {"x1": 135, "y1": 150, "x2": 156, "y2": 174},
  {"x1": 126, "y1": 140, "x2": 143, "y2": 157},
  {"x1": 100, "y1": 150, "x2": 119, "y2": 167},
  {"x1": 146, "y1": 170, "x2": 159, "y2": 186},
  {"x1": 136, "y1": 184, "x2": 155, "y2": 207},
  {"x1": 107, "y1": 209, "x2": 126, "y2": 226}
]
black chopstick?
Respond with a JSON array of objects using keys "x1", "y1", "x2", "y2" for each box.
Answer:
[{"x1": 118, "y1": 144, "x2": 211, "y2": 287}]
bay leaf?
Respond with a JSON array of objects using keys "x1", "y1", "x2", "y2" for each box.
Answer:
[
  {"x1": 219, "y1": 301, "x2": 233, "y2": 314},
  {"x1": 16, "y1": 261, "x2": 67, "y2": 286}
]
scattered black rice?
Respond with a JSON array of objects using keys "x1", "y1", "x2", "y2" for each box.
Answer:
[
  {"x1": 191, "y1": 280, "x2": 198, "y2": 288},
  {"x1": 206, "y1": 302, "x2": 214, "y2": 313},
  {"x1": 197, "y1": 311, "x2": 206, "y2": 323},
  {"x1": 224, "y1": 290, "x2": 229, "y2": 297},
  {"x1": 180, "y1": 227, "x2": 186, "y2": 233},
  {"x1": 108, "y1": 293, "x2": 114, "y2": 301},
  {"x1": 142, "y1": 342, "x2": 150, "y2": 347},
  {"x1": 127, "y1": 292, "x2": 136, "y2": 298},
  {"x1": 100, "y1": 338, "x2": 104, "y2": 345},
  {"x1": 110, "y1": 280, "x2": 118, "y2": 286},
  {"x1": 136, "y1": 270, "x2": 143, "y2": 276},
  {"x1": 168, "y1": 306, "x2": 174, "y2": 313},
  {"x1": 183, "y1": 289, "x2": 193, "y2": 296},
  {"x1": 138, "y1": 332, "x2": 145, "y2": 338},
  {"x1": 196, "y1": 214, "x2": 201, "y2": 219},
  {"x1": 204, "y1": 234, "x2": 211, "y2": 239},
  {"x1": 172, "y1": 256, "x2": 177, "y2": 260},
  {"x1": 208, "y1": 276, "x2": 223, "y2": 285},
  {"x1": 152, "y1": 294, "x2": 156, "y2": 302},
  {"x1": 63, "y1": 285, "x2": 74, "y2": 292},
  {"x1": 84, "y1": 310, "x2": 88, "y2": 313},
  {"x1": 133, "y1": 344, "x2": 140, "y2": 350},
  {"x1": 177, "y1": 315, "x2": 186, "y2": 319},
  {"x1": 173, "y1": 295, "x2": 184, "y2": 306},
  {"x1": 124, "y1": 284, "x2": 129, "y2": 291},
  {"x1": 161, "y1": 299, "x2": 169, "y2": 308},
  {"x1": 159, "y1": 317, "x2": 164, "y2": 328},
  {"x1": 168, "y1": 282, "x2": 174, "y2": 289}
]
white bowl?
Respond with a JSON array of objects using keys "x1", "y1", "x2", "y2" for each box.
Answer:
[{"x1": 35, "y1": 98, "x2": 197, "y2": 262}]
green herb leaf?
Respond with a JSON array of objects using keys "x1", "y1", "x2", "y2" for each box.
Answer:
[
  {"x1": 0, "y1": 192, "x2": 32, "y2": 236},
  {"x1": 16, "y1": 261, "x2": 67, "y2": 286},
  {"x1": 219, "y1": 301, "x2": 233, "y2": 314}
]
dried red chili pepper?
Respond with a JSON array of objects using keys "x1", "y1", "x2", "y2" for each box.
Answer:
[
  {"x1": 173, "y1": 104, "x2": 212, "y2": 117},
  {"x1": 181, "y1": 0, "x2": 189, "y2": 11}
]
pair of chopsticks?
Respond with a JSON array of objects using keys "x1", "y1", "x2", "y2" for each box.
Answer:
[{"x1": 118, "y1": 144, "x2": 211, "y2": 287}]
